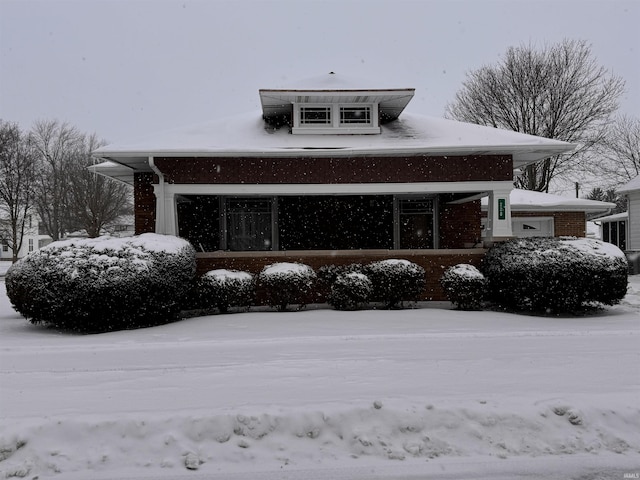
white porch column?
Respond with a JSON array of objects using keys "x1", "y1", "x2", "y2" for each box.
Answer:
[
  {"x1": 149, "y1": 156, "x2": 177, "y2": 236},
  {"x1": 485, "y1": 188, "x2": 513, "y2": 242}
]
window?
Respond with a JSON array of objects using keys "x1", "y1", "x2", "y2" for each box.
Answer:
[
  {"x1": 278, "y1": 196, "x2": 393, "y2": 250},
  {"x1": 340, "y1": 106, "x2": 371, "y2": 125},
  {"x1": 293, "y1": 103, "x2": 379, "y2": 134},
  {"x1": 226, "y1": 198, "x2": 274, "y2": 251},
  {"x1": 398, "y1": 198, "x2": 435, "y2": 249},
  {"x1": 28, "y1": 238, "x2": 34, "y2": 252},
  {"x1": 1, "y1": 241, "x2": 8, "y2": 252},
  {"x1": 603, "y1": 220, "x2": 626, "y2": 250},
  {"x1": 300, "y1": 106, "x2": 331, "y2": 125}
]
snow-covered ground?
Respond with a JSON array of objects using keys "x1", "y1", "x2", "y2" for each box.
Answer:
[{"x1": 0, "y1": 260, "x2": 639, "y2": 479}]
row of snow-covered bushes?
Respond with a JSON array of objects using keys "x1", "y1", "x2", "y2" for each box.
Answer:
[
  {"x1": 189, "y1": 259, "x2": 427, "y2": 313},
  {"x1": 5, "y1": 234, "x2": 629, "y2": 333},
  {"x1": 441, "y1": 237, "x2": 628, "y2": 313}
]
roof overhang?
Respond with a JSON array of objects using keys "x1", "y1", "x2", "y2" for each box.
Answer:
[
  {"x1": 592, "y1": 211, "x2": 628, "y2": 222},
  {"x1": 93, "y1": 143, "x2": 574, "y2": 175},
  {"x1": 89, "y1": 161, "x2": 136, "y2": 186}
]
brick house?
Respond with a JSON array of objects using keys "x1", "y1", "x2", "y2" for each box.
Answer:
[
  {"x1": 481, "y1": 189, "x2": 615, "y2": 239},
  {"x1": 92, "y1": 73, "x2": 574, "y2": 299}
]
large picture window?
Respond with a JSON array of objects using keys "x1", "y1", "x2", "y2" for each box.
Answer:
[{"x1": 279, "y1": 196, "x2": 393, "y2": 250}]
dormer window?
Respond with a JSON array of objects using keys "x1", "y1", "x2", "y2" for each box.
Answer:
[
  {"x1": 340, "y1": 106, "x2": 371, "y2": 125},
  {"x1": 293, "y1": 103, "x2": 379, "y2": 134},
  {"x1": 300, "y1": 106, "x2": 331, "y2": 125},
  {"x1": 259, "y1": 74, "x2": 415, "y2": 135}
]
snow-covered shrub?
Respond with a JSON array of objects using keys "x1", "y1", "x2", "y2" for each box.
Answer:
[
  {"x1": 317, "y1": 263, "x2": 366, "y2": 287},
  {"x1": 197, "y1": 269, "x2": 254, "y2": 313},
  {"x1": 328, "y1": 272, "x2": 373, "y2": 311},
  {"x1": 5, "y1": 234, "x2": 196, "y2": 332},
  {"x1": 256, "y1": 262, "x2": 316, "y2": 311},
  {"x1": 365, "y1": 259, "x2": 426, "y2": 309},
  {"x1": 483, "y1": 237, "x2": 628, "y2": 313},
  {"x1": 440, "y1": 263, "x2": 487, "y2": 310}
]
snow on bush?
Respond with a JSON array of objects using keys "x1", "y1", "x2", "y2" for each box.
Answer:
[
  {"x1": 256, "y1": 262, "x2": 316, "y2": 311},
  {"x1": 5, "y1": 233, "x2": 196, "y2": 332},
  {"x1": 328, "y1": 272, "x2": 373, "y2": 311},
  {"x1": 440, "y1": 263, "x2": 487, "y2": 310},
  {"x1": 365, "y1": 259, "x2": 426, "y2": 309},
  {"x1": 483, "y1": 237, "x2": 628, "y2": 313},
  {"x1": 197, "y1": 269, "x2": 254, "y2": 313},
  {"x1": 316, "y1": 263, "x2": 366, "y2": 288}
]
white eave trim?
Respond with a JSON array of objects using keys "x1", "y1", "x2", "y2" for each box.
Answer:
[
  {"x1": 94, "y1": 143, "x2": 572, "y2": 161},
  {"x1": 165, "y1": 180, "x2": 514, "y2": 196}
]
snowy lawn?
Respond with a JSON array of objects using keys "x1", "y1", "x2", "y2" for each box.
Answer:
[{"x1": 0, "y1": 262, "x2": 639, "y2": 479}]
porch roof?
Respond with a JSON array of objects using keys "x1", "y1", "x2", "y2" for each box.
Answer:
[
  {"x1": 93, "y1": 112, "x2": 574, "y2": 184},
  {"x1": 480, "y1": 189, "x2": 616, "y2": 213},
  {"x1": 592, "y1": 211, "x2": 628, "y2": 223}
]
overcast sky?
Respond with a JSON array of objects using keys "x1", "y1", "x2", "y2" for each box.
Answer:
[{"x1": 1, "y1": 0, "x2": 638, "y2": 147}]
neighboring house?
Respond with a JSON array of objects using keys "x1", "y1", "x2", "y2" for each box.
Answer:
[
  {"x1": 0, "y1": 216, "x2": 52, "y2": 260},
  {"x1": 618, "y1": 176, "x2": 640, "y2": 252},
  {"x1": 481, "y1": 189, "x2": 615, "y2": 239},
  {"x1": 66, "y1": 215, "x2": 136, "y2": 239},
  {"x1": 0, "y1": 215, "x2": 134, "y2": 260},
  {"x1": 91, "y1": 73, "x2": 574, "y2": 299}
]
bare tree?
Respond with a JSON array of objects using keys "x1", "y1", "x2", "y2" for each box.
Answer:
[
  {"x1": 67, "y1": 133, "x2": 132, "y2": 238},
  {"x1": 29, "y1": 120, "x2": 83, "y2": 240},
  {"x1": 446, "y1": 39, "x2": 625, "y2": 192},
  {"x1": 0, "y1": 121, "x2": 37, "y2": 262},
  {"x1": 591, "y1": 115, "x2": 640, "y2": 186}
]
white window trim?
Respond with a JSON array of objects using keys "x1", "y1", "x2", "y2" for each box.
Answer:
[{"x1": 292, "y1": 103, "x2": 380, "y2": 135}]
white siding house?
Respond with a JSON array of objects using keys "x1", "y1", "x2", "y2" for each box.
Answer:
[
  {"x1": 0, "y1": 216, "x2": 52, "y2": 261},
  {"x1": 618, "y1": 176, "x2": 640, "y2": 252}
]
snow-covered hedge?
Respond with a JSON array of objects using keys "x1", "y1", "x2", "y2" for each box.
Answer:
[
  {"x1": 197, "y1": 269, "x2": 254, "y2": 313},
  {"x1": 5, "y1": 234, "x2": 196, "y2": 332},
  {"x1": 440, "y1": 264, "x2": 487, "y2": 310},
  {"x1": 483, "y1": 237, "x2": 628, "y2": 313},
  {"x1": 365, "y1": 259, "x2": 426, "y2": 309},
  {"x1": 328, "y1": 272, "x2": 373, "y2": 311},
  {"x1": 256, "y1": 262, "x2": 316, "y2": 311}
]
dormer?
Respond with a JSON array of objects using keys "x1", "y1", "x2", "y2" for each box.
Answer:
[{"x1": 259, "y1": 72, "x2": 415, "y2": 135}]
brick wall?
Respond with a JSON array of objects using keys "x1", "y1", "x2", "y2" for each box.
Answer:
[
  {"x1": 439, "y1": 199, "x2": 482, "y2": 248},
  {"x1": 154, "y1": 155, "x2": 513, "y2": 184},
  {"x1": 134, "y1": 172, "x2": 156, "y2": 235}
]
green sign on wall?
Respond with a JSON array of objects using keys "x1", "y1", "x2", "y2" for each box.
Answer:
[{"x1": 498, "y1": 198, "x2": 506, "y2": 220}]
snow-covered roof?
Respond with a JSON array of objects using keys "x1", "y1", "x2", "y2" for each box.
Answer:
[
  {"x1": 480, "y1": 189, "x2": 615, "y2": 213},
  {"x1": 592, "y1": 211, "x2": 628, "y2": 222},
  {"x1": 93, "y1": 111, "x2": 574, "y2": 184},
  {"x1": 619, "y1": 175, "x2": 640, "y2": 193}
]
